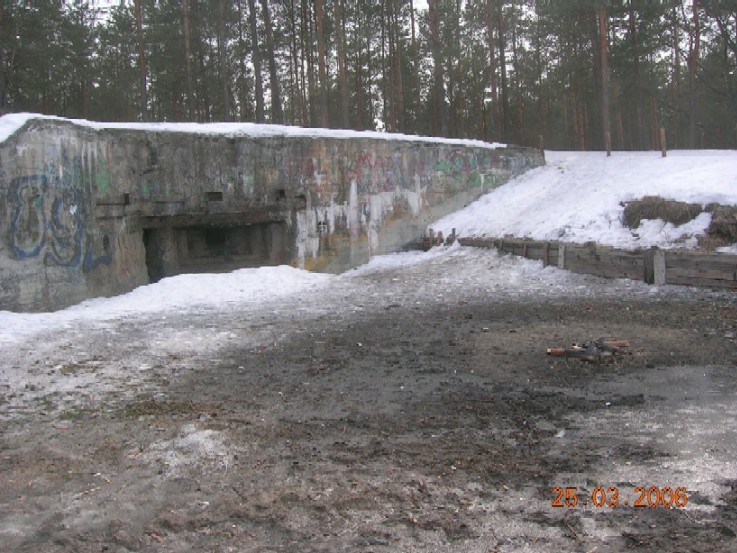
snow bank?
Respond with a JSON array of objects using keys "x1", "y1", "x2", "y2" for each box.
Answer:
[
  {"x1": 432, "y1": 150, "x2": 737, "y2": 250},
  {"x1": 0, "y1": 265, "x2": 333, "y2": 345}
]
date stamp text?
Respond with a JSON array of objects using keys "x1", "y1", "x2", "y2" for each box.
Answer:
[{"x1": 552, "y1": 486, "x2": 688, "y2": 509}]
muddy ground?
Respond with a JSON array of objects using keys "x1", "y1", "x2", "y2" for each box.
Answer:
[{"x1": 1, "y1": 247, "x2": 737, "y2": 552}]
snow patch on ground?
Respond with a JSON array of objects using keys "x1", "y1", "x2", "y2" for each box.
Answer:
[
  {"x1": 0, "y1": 265, "x2": 333, "y2": 345},
  {"x1": 146, "y1": 423, "x2": 231, "y2": 476}
]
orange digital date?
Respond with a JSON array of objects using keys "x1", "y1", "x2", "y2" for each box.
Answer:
[{"x1": 552, "y1": 486, "x2": 688, "y2": 508}]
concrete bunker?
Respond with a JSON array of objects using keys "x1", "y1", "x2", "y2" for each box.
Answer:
[{"x1": 0, "y1": 116, "x2": 545, "y2": 311}]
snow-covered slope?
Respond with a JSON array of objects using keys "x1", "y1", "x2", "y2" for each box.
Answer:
[{"x1": 432, "y1": 150, "x2": 737, "y2": 251}]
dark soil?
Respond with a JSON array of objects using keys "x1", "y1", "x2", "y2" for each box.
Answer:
[{"x1": 2, "y1": 287, "x2": 737, "y2": 552}]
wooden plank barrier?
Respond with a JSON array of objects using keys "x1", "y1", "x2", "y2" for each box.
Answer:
[
  {"x1": 563, "y1": 244, "x2": 645, "y2": 281},
  {"x1": 458, "y1": 237, "x2": 737, "y2": 291},
  {"x1": 665, "y1": 251, "x2": 737, "y2": 290}
]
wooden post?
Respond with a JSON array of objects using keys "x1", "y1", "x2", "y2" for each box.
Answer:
[
  {"x1": 660, "y1": 127, "x2": 667, "y2": 157},
  {"x1": 558, "y1": 244, "x2": 566, "y2": 270},
  {"x1": 538, "y1": 134, "x2": 545, "y2": 161},
  {"x1": 645, "y1": 246, "x2": 667, "y2": 285},
  {"x1": 543, "y1": 242, "x2": 550, "y2": 267},
  {"x1": 606, "y1": 130, "x2": 611, "y2": 157},
  {"x1": 644, "y1": 247, "x2": 655, "y2": 284},
  {"x1": 653, "y1": 248, "x2": 666, "y2": 285}
]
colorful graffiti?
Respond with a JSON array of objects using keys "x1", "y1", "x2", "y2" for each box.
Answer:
[
  {"x1": 294, "y1": 152, "x2": 424, "y2": 201},
  {"x1": 10, "y1": 175, "x2": 47, "y2": 259},
  {"x1": 297, "y1": 157, "x2": 333, "y2": 201},
  {"x1": 10, "y1": 175, "x2": 111, "y2": 272},
  {"x1": 433, "y1": 149, "x2": 500, "y2": 188},
  {"x1": 348, "y1": 153, "x2": 405, "y2": 195},
  {"x1": 140, "y1": 180, "x2": 170, "y2": 197},
  {"x1": 96, "y1": 166, "x2": 112, "y2": 192}
]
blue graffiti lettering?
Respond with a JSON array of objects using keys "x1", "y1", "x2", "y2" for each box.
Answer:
[
  {"x1": 11, "y1": 175, "x2": 48, "y2": 259},
  {"x1": 9, "y1": 175, "x2": 111, "y2": 273}
]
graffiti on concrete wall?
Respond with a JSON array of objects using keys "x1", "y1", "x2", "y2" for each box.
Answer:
[
  {"x1": 433, "y1": 148, "x2": 506, "y2": 188},
  {"x1": 9, "y1": 174, "x2": 112, "y2": 272},
  {"x1": 289, "y1": 146, "x2": 519, "y2": 268},
  {"x1": 295, "y1": 152, "x2": 424, "y2": 201},
  {"x1": 296, "y1": 157, "x2": 333, "y2": 201},
  {"x1": 347, "y1": 153, "x2": 406, "y2": 195}
]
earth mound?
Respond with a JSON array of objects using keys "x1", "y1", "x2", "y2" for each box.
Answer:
[{"x1": 623, "y1": 196, "x2": 737, "y2": 249}]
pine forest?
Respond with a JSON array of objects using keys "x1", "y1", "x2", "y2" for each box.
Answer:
[{"x1": 1, "y1": 0, "x2": 735, "y2": 150}]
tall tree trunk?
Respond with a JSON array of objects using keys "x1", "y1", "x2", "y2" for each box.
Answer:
[
  {"x1": 511, "y1": 4, "x2": 523, "y2": 143},
  {"x1": 2, "y1": 0, "x2": 28, "y2": 111},
  {"x1": 248, "y1": 0, "x2": 264, "y2": 122},
  {"x1": 260, "y1": 0, "x2": 283, "y2": 123},
  {"x1": 562, "y1": 85, "x2": 569, "y2": 148},
  {"x1": 627, "y1": 4, "x2": 646, "y2": 149},
  {"x1": 0, "y1": 0, "x2": 17, "y2": 111},
  {"x1": 446, "y1": 0, "x2": 461, "y2": 137},
  {"x1": 671, "y1": 7, "x2": 682, "y2": 148},
  {"x1": 134, "y1": 0, "x2": 148, "y2": 121},
  {"x1": 0, "y1": 2, "x2": 5, "y2": 110},
  {"x1": 385, "y1": 0, "x2": 403, "y2": 132},
  {"x1": 497, "y1": 1, "x2": 509, "y2": 140},
  {"x1": 354, "y1": 4, "x2": 369, "y2": 132},
  {"x1": 578, "y1": 100, "x2": 587, "y2": 151},
  {"x1": 355, "y1": 48, "x2": 365, "y2": 130},
  {"x1": 302, "y1": 0, "x2": 315, "y2": 126},
  {"x1": 182, "y1": 0, "x2": 195, "y2": 120},
  {"x1": 688, "y1": 1, "x2": 701, "y2": 148},
  {"x1": 428, "y1": 0, "x2": 445, "y2": 135},
  {"x1": 572, "y1": 85, "x2": 586, "y2": 151},
  {"x1": 598, "y1": 4, "x2": 611, "y2": 154},
  {"x1": 391, "y1": 0, "x2": 405, "y2": 132},
  {"x1": 287, "y1": 0, "x2": 300, "y2": 124},
  {"x1": 651, "y1": 95, "x2": 660, "y2": 149},
  {"x1": 315, "y1": 0, "x2": 329, "y2": 127},
  {"x1": 381, "y1": 1, "x2": 389, "y2": 130},
  {"x1": 75, "y1": 5, "x2": 90, "y2": 119},
  {"x1": 197, "y1": 39, "x2": 211, "y2": 120},
  {"x1": 409, "y1": 0, "x2": 418, "y2": 132},
  {"x1": 236, "y1": 0, "x2": 252, "y2": 121},
  {"x1": 299, "y1": 1, "x2": 309, "y2": 125},
  {"x1": 217, "y1": 0, "x2": 231, "y2": 120},
  {"x1": 365, "y1": 5, "x2": 374, "y2": 128},
  {"x1": 611, "y1": 89, "x2": 620, "y2": 150},
  {"x1": 486, "y1": 0, "x2": 499, "y2": 139},
  {"x1": 533, "y1": 8, "x2": 545, "y2": 145},
  {"x1": 333, "y1": 0, "x2": 349, "y2": 128}
]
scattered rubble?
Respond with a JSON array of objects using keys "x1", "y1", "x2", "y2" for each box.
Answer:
[{"x1": 547, "y1": 340, "x2": 631, "y2": 363}]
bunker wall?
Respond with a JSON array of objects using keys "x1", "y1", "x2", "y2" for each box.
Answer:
[{"x1": 0, "y1": 118, "x2": 543, "y2": 311}]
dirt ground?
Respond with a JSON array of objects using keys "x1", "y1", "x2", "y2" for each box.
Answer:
[{"x1": 2, "y1": 247, "x2": 737, "y2": 552}]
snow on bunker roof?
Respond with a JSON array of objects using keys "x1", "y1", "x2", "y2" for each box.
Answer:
[{"x1": 0, "y1": 112, "x2": 507, "y2": 149}]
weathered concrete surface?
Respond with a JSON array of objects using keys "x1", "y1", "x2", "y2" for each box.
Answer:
[{"x1": 0, "y1": 117, "x2": 543, "y2": 311}]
